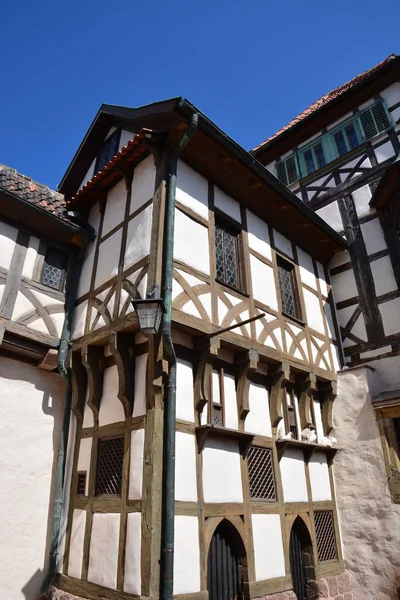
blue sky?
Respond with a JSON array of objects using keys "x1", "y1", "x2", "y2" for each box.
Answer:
[{"x1": 1, "y1": 0, "x2": 399, "y2": 190}]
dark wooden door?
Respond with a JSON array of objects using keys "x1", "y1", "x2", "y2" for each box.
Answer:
[
  {"x1": 290, "y1": 524, "x2": 307, "y2": 600},
  {"x1": 207, "y1": 522, "x2": 241, "y2": 600}
]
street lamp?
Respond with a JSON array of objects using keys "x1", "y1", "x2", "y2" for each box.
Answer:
[{"x1": 131, "y1": 285, "x2": 165, "y2": 336}]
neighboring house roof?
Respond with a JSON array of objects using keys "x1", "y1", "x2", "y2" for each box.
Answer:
[
  {"x1": 0, "y1": 163, "x2": 72, "y2": 224},
  {"x1": 252, "y1": 53, "x2": 399, "y2": 155}
]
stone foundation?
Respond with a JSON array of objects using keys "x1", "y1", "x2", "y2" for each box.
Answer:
[
  {"x1": 256, "y1": 571, "x2": 355, "y2": 600},
  {"x1": 48, "y1": 588, "x2": 86, "y2": 600}
]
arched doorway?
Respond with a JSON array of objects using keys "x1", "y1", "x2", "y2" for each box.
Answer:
[
  {"x1": 207, "y1": 519, "x2": 247, "y2": 600},
  {"x1": 289, "y1": 517, "x2": 315, "y2": 600}
]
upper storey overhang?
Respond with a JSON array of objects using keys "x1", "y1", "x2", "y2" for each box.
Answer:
[{"x1": 59, "y1": 98, "x2": 349, "y2": 262}]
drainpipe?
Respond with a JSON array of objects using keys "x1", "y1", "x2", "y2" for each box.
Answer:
[
  {"x1": 41, "y1": 221, "x2": 95, "y2": 594},
  {"x1": 161, "y1": 114, "x2": 198, "y2": 600}
]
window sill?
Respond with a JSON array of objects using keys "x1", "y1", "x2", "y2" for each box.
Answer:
[
  {"x1": 282, "y1": 312, "x2": 305, "y2": 327},
  {"x1": 276, "y1": 438, "x2": 339, "y2": 463},
  {"x1": 215, "y1": 278, "x2": 249, "y2": 298},
  {"x1": 195, "y1": 424, "x2": 254, "y2": 455},
  {"x1": 299, "y1": 143, "x2": 368, "y2": 187}
]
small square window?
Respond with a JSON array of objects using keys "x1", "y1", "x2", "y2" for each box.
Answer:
[
  {"x1": 41, "y1": 248, "x2": 67, "y2": 290},
  {"x1": 277, "y1": 257, "x2": 301, "y2": 320},
  {"x1": 215, "y1": 218, "x2": 241, "y2": 290},
  {"x1": 95, "y1": 437, "x2": 124, "y2": 496}
]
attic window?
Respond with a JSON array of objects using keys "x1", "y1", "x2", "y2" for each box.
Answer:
[
  {"x1": 41, "y1": 247, "x2": 68, "y2": 290},
  {"x1": 95, "y1": 129, "x2": 121, "y2": 174}
]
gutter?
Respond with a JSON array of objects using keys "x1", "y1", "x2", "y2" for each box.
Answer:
[
  {"x1": 41, "y1": 222, "x2": 95, "y2": 593},
  {"x1": 176, "y1": 99, "x2": 350, "y2": 253},
  {"x1": 161, "y1": 114, "x2": 198, "y2": 600}
]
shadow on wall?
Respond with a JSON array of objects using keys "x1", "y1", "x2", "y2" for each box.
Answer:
[{"x1": 21, "y1": 569, "x2": 45, "y2": 600}]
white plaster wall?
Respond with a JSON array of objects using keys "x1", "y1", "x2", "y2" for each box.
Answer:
[
  {"x1": 246, "y1": 210, "x2": 272, "y2": 260},
  {"x1": 303, "y1": 288, "x2": 325, "y2": 335},
  {"x1": 77, "y1": 437, "x2": 92, "y2": 495},
  {"x1": 176, "y1": 160, "x2": 209, "y2": 220},
  {"x1": 214, "y1": 187, "x2": 241, "y2": 222},
  {"x1": 313, "y1": 399, "x2": 324, "y2": 441},
  {"x1": 80, "y1": 158, "x2": 95, "y2": 190},
  {"x1": 368, "y1": 355, "x2": 400, "y2": 395},
  {"x1": 380, "y1": 297, "x2": 400, "y2": 336},
  {"x1": 250, "y1": 254, "x2": 278, "y2": 310},
  {"x1": 128, "y1": 428, "x2": 144, "y2": 500},
  {"x1": 77, "y1": 240, "x2": 96, "y2": 299},
  {"x1": 124, "y1": 204, "x2": 152, "y2": 271},
  {"x1": 309, "y1": 453, "x2": 332, "y2": 502},
  {"x1": 103, "y1": 179, "x2": 127, "y2": 235},
  {"x1": 22, "y1": 235, "x2": 40, "y2": 279},
  {"x1": 330, "y1": 269, "x2": 358, "y2": 303},
  {"x1": 175, "y1": 432, "x2": 198, "y2": 501},
  {"x1": 176, "y1": 359, "x2": 195, "y2": 422},
  {"x1": 380, "y1": 82, "x2": 400, "y2": 108},
  {"x1": 174, "y1": 209, "x2": 210, "y2": 275},
  {"x1": 252, "y1": 514, "x2": 286, "y2": 581},
  {"x1": 133, "y1": 353, "x2": 147, "y2": 417},
  {"x1": 68, "y1": 509, "x2": 86, "y2": 579},
  {"x1": 280, "y1": 449, "x2": 308, "y2": 502},
  {"x1": 0, "y1": 221, "x2": 18, "y2": 271},
  {"x1": 202, "y1": 438, "x2": 243, "y2": 503},
  {"x1": 173, "y1": 515, "x2": 201, "y2": 595},
  {"x1": 88, "y1": 201, "x2": 101, "y2": 234},
  {"x1": 57, "y1": 413, "x2": 77, "y2": 573},
  {"x1": 361, "y1": 218, "x2": 386, "y2": 255},
  {"x1": 333, "y1": 368, "x2": 400, "y2": 600},
  {"x1": 130, "y1": 155, "x2": 156, "y2": 214},
  {"x1": 375, "y1": 140, "x2": 395, "y2": 164},
  {"x1": 99, "y1": 365, "x2": 125, "y2": 426},
  {"x1": 82, "y1": 386, "x2": 94, "y2": 428},
  {"x1": 370, "y1": 257, "x2": 397, "y2": 295},
  {"x1": 88, "y1": 513, "x2": 120, "y2": 589},
  {"x1": 124, "y1": 512, "x2": 142, "y2": 595},
  {"x1": 351, "y1": 185, "x2": 373, "y2": 218},
  {"x1": 297, "y1": 248, "x2": 317, "y2": 290},
  {"x1": 244, "y1": 383, "x2": 272, "y2": 437},
  {"x1": 316, "y1": 201, "x2": 343, "y2": 232},
  {"x1": 0, "y1": 358, "x2": 65, "y2": 600},
  {"x1": 223, "y1": 373, "x2": 238, "y2": 430},
  {"x1": 273, "y1": 230, "x2": 293, "y2": 258},
  {"x1": 95, "y1": 229, "x2": 122, "y2": 289}
]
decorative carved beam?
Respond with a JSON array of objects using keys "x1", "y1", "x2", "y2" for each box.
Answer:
[
  {"x1": 194, "y1": 335, "x2": 220, "y2": 413},
  {"x1": 235, "y1": 349, "x2": 259, "y2": 420},
  {"x1": 109, "y1": 332, "x2": 135, "y2": 417},
  {"x1": 269, "y1": 362, "x2": 291, "y2": 428},
  {"x1": 81, "y1": 345, "x2": 104, "y2": 423},
  {"x1": 68, "y1": 350, "x2": 87, "y2": 424},
  {"x1": 298, "y1": 373, "x2": 318, "y2": 430},
  {"x1": 320, "y1": 380, "x2": 337, "y2": 435}
]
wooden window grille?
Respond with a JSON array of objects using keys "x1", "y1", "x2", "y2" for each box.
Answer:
[
  {"x1": 283, "y1": 386, "x2": 300, "y2": 439},
  {"x1": 248, "y1": 446, "x2": 276, "y2": 501},
  {"x1": 277, "y1": 257, "x2": 301, "y2": 320},
  {"x1": 95, "y1": 437, "x2": 124, "y2": 496},
  {"x1": 41, "y1": 247, "x2": 67, "y2": 290},
  {"x1": 314, "y1": 510, "x2": 338, "y2": 562},
  {"x1": 215, "y1": 218, "x2": 241, "y2": 289},
  {"x1": 76, "y1": 472, "x2": 86, "y2": 495},
  {"x1": 94, "y1": 128, "x2": 121, "y2": 174}
]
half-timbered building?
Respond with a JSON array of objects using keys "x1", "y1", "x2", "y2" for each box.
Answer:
[
  {"x1": 52, "y1": 99, "x2": 355, "y2": 600},
  {"x1": 253, "y1": 54, "x2": 400, "y2": 599},
  {"x1": 0, "y1": 165, "x2": 86, "y2": 599}
]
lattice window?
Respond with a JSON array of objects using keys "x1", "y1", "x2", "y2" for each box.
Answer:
[
  {"x1": 215, "y1": 218, "x2": 240, "y2": 289},
  {"x1": 94, "y1": 128, "x2": 121, "y2": 173},
  {"x1": 248, "y1": 446, "x2": 276, "y2": 501},
  {"x1": 76, "y1": 472, "x2": 86, "y2": 495},
  {"x1": 41, "y1": 247, "x2": 67, "y2": 290},
  {"x1": 277, "y1": 256, "x2": 301, "y2": 320},
  {"x1": 314, "y1": 510, "x2": 338, "y2": 562},
  {"x1": 95, "y1": 437, "x2": 124, "y2": 496}
]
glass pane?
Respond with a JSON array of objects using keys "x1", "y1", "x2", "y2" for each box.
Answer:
[
  {"x1": 95, "y1": 129, "x2": 121, "y2": 173},
  {"x1": 215, "y1": 223, "x2": 225, "y2": 282},
  {"x1": 314, "y1": 143, "x2": 326, "y2": 168},
  {"x1": 41, "y1": 249, "x2": 66, "y2": 290},
  {"x1": 334, "y1": 130, "x2": 347, "y2": 156},
  {"x1": 223, "y1": 229, "x2": 238, "y2": 288},
  {"x1": 215, "y1": 221, "x2": 238, "y2": 288},
  {"x1": 303, "y1": 149, "x2": 315, "y2": 175},
  {"x1": 344, "y1": 123, "x2": 359, "y2": 150},
  {"x1": 278, "y1": 260, "x2": 296, "y2": 318}
]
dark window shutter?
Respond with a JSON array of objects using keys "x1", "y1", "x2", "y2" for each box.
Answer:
[
  {"x1": 359, "y1": 100, "x2": 391, "y2": 141},
  {"x1": 276, "y1": 160, "x2": 289, "y2": 185},
  {"x1": 276, "y1": 154, "x2": 299, "y2": 186},
  {"x1": 371, "y1": 101, "x2": 391, "y2": 133}
]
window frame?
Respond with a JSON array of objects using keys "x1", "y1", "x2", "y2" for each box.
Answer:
[
  {"x1": 95, "y1": 435, "x2": 125, "y2": 497},
  {"x1": 94, "y1": 128, "x2": 122, "y2": 175},
  {"x1": 276, "y1": 254, "x2": 303, "y2": 322},
  {"x1": 282, "y1": 385, "x2": 301, "y2": 440},
  {"x1": 40, "y1": 245, "x2": 68, "y2": 292},
  {"x1": 214, "y1": 213, "x2": 245, "y2": 294}
]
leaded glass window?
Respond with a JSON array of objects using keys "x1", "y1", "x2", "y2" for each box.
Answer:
[
  {"x1": 94, "y1": 129, "x2": 121, "y2": 174},
  {"x1": 41, "y1": 248, "x2": 67, "y2": 290},
  {"x1": 277, "y1": 257, "x2": 301, "y2": 320},
  {"x1": 215, "y1": 219, "x2": 240, "y2": 289}
]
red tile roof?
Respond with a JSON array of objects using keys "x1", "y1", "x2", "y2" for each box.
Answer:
[
  {"x1": 0, "y1": 163, "x2": 71, "y2": 222},
  {"x1": 67, "y1": 129, "x2": 153, "y2": 207},
  {"x1": 253, "y1": 54, "x2": 398, "y2": 153}
]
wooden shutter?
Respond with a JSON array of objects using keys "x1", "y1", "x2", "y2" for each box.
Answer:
[
  {"x1": 359, "y1": 100, "x2": 391, "y2": 141},
  {"x1": 276, "y1": 154, "x2": 299, "y2": 186}
]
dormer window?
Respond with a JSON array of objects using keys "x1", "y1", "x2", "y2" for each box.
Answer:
[{"x1": 94, "y1": 129, "x2": 121, "y2": 174}]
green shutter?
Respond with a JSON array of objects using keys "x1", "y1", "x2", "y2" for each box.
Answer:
[
  {"x1": 276, "y1": 154, "x2": 299, "y2": 186},
  {"x1": 359, "y1": 100, "x2": 391, "y2": 141}
]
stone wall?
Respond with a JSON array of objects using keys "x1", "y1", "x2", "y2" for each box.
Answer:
[{"x1": 255, "y1": 572, "x2": 354, "y2": 600}]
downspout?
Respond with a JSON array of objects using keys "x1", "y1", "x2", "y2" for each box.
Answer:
[
  {"x1": 161, "y1": 114, "x2": 198, "y2": 600},
  {"x1": 41, "y1": 221, "x2": 95, "y2": 594}
]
